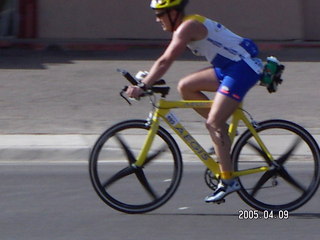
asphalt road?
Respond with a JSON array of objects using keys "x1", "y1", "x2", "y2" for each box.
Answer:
[{"x1": 0, "y1": 162, "x2": 319, "y2": 240}]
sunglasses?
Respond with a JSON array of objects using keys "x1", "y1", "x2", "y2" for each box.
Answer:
[{"x1": 155, "y1": 11, "x2": 167, "y2": 18}]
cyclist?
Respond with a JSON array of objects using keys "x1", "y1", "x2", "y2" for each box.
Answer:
[{"x1": 126, "y1": 0, "x2": 263, "y2": 203}]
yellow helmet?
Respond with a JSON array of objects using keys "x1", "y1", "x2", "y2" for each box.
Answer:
[{"x1": 150, "y1": 0, "x2": 188, "y2": 10}]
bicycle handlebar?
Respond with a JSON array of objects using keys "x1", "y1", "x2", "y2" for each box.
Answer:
[
  {"x1": 117, "y1": 69, "x2": 139, "y2": 85},
  {"x1": 118, "y1": 69, "x2": 170, "y2": 104}
]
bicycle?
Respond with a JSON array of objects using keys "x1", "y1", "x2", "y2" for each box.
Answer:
[{"x1": 89, "y1": 68, "x2": 320, "y2": 214}]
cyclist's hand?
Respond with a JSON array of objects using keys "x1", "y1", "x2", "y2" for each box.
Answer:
[{"x1": 126, "y1": 85, "x2": 144, "y2": 99}]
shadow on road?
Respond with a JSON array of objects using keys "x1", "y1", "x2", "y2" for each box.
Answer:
[{"x1": 1, "y1": 44, "x2": 320, "y2": 70}]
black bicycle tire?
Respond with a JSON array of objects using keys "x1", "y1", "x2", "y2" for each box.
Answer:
[
  {"x1": 232, "y1": 119, "x2": 320, "y2": 212},
  {"x1": 89, "y1": 119, "x2": 183, "y2": 214}
]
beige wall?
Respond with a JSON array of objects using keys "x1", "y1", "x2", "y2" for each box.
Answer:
[
  {"x1": 303, "y1": 0, "x2": 320, "y2": 40},
  {"x1": 37, "y1": 0, "x2": 319, "y2": 41}
]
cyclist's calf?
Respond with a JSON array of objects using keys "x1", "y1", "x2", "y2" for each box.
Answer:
[{"x1": 206, "y1": 114, "x2": 233, "y2": 173}]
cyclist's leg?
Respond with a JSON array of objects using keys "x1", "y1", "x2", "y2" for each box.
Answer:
[
  {"x1": 207, "y1": 60, "x2": 260, "y2": 176},
  {"x1": 177, "y1": 66, "x2": 219, "y2": 118},
  {"x1": 204, "y1": 93, "x2": 242, "y2": 203},
  {"x1": 205, "y1": 61, "x2": 260, "y2": 202},
  {"x1": 206, "y1": 93, "x2": 240, "y2": 174}
]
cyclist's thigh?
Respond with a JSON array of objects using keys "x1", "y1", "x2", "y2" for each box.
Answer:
[
  {"x1": 208, "y1": 93, "x2": 240, "y2": 125},
  {"x1": 178, "y1": 67, "x2": 220, "y2": 92}
]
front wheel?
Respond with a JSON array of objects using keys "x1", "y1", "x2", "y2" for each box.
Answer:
[
  {"x1": 89, "y1": 119, "x2": 183, "y2": 214},
  {"x1": 232, "y1": 119, "x2": 320, "y2": 212}
]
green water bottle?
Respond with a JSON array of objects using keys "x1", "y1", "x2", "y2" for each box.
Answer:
[{"x1": 261, "y1": 56, "x2": 280, "y2": 85}]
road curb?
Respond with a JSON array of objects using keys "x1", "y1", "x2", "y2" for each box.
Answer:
[
  {"x1": 0, "y1": 135, "x2": 97, "y2": 161},
  {"x1": 0, "y1": 133, "x2": 319, "y2": 162}
]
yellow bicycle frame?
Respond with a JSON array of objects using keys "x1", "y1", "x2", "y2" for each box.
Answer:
[{"x1": 135, "y1": 99, "x2": 271, "y2": 178}]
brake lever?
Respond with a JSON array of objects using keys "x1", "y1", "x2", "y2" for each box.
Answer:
[
  {"x1": 120, "y1": 86, "x2": 132, "y2": 105},
  {"x1": 120, "y1": 86, "x2": 145, "y2": 105}
]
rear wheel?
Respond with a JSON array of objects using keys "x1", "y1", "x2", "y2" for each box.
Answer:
[{"x1": 232, "y1": 119, "x2": 320, "y2": 212}]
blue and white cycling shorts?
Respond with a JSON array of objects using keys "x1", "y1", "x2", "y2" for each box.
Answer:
[{"x1": 214, "y1": 59, "x2": 260, "y2": 102}]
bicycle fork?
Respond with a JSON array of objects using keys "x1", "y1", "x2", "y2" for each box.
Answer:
[{"x1": 133, "y1": 111, "x2": 161, "y2": 167}]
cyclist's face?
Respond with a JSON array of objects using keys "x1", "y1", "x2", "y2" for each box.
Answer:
[{"x1": 155, "y1": 10, "x2": 173, "y2": 32}]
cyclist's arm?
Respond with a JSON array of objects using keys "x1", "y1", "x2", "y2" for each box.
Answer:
[
  {"x1": 126, "y1": 20, "x2": 206, "y2": 99},
  {"x1": 141, "y1": 33, "x2": 188, "y2": 88},
  {"x1": 142, "y1": 20, "x2": 206, "y2": 88}
]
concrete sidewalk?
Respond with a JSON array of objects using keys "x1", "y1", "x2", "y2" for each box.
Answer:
[{"x1": 1, "y1": 132, "x2": 319, "y2": 162}]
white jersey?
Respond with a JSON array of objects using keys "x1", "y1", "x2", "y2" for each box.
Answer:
[{"x1": 185, "y1": 15, "x2": 263, "y2": 74}]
